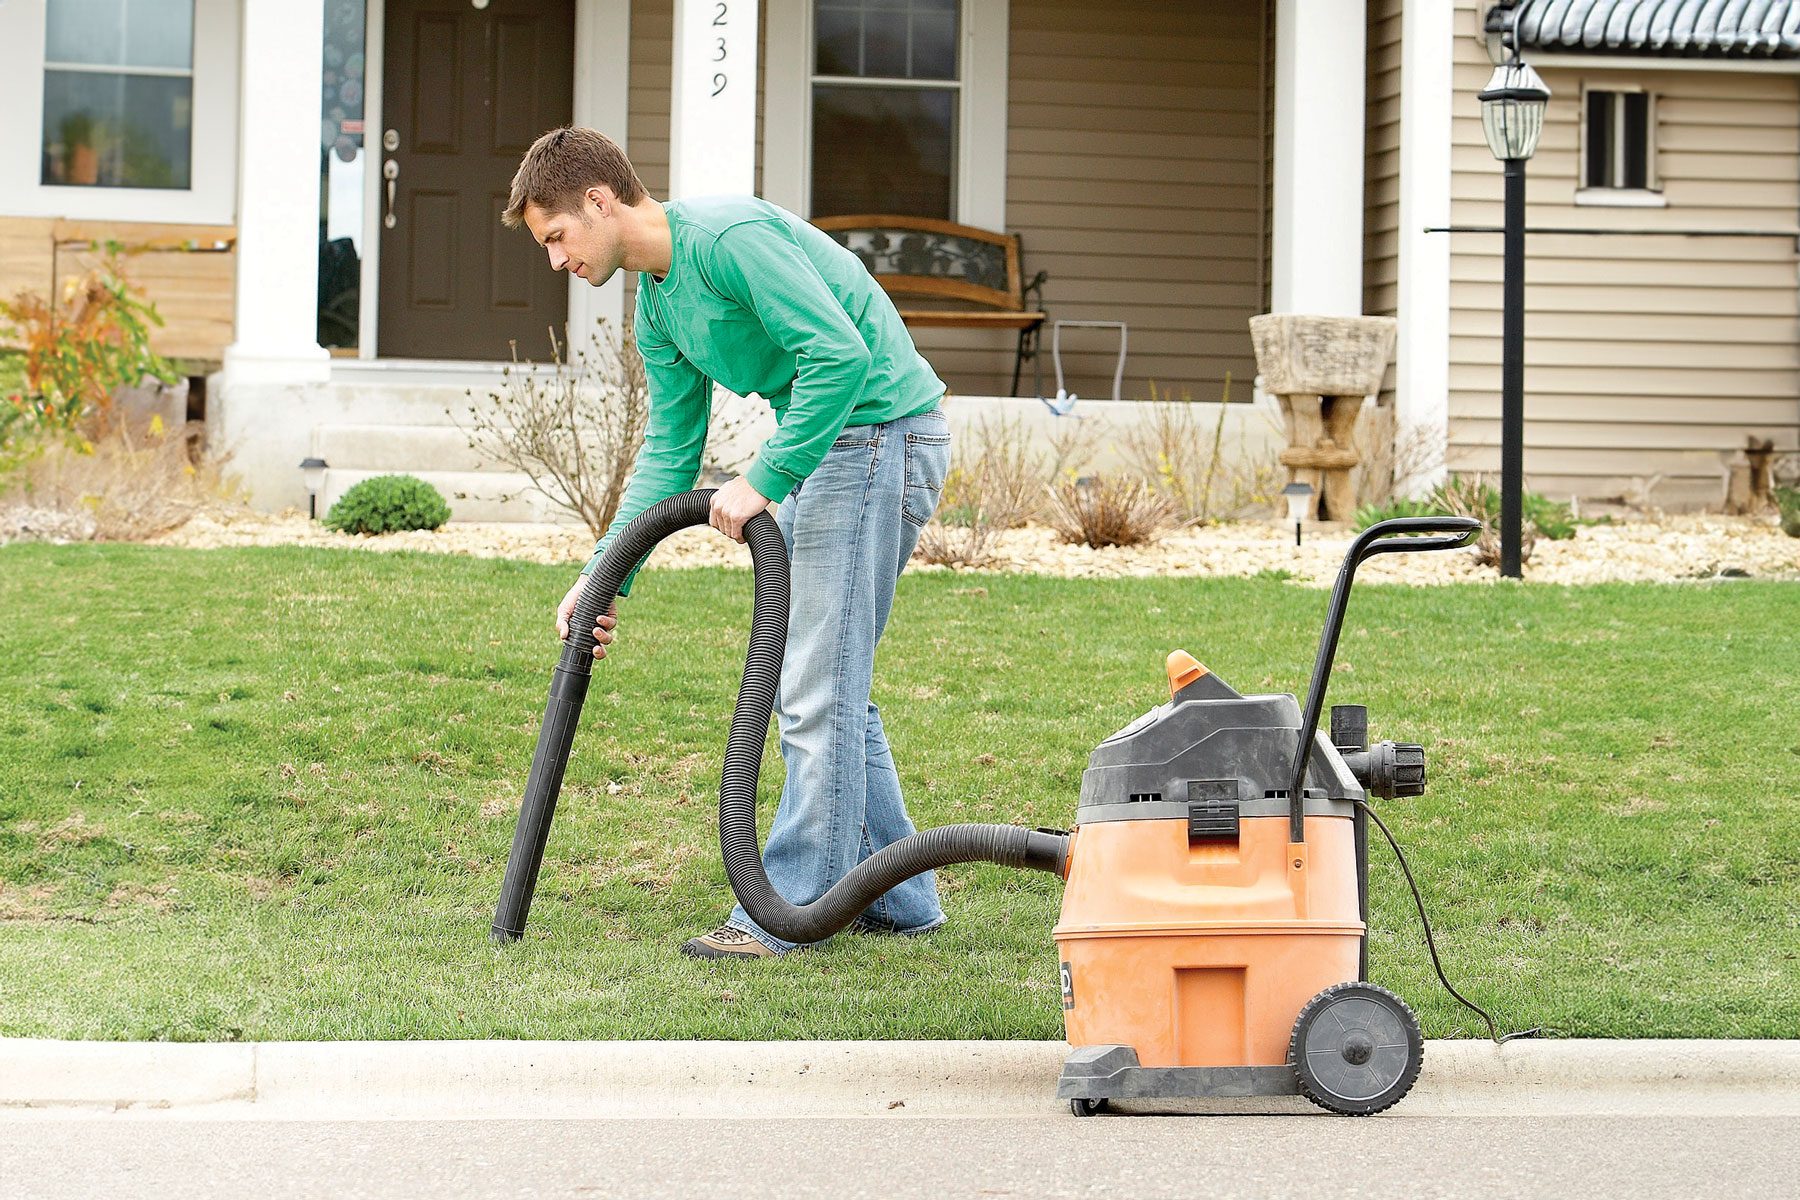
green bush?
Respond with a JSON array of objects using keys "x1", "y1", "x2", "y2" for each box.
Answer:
[
  {"x1": 1777, "y1": 487, "x2": 1800, "y2": 538},
  {"x1": 1354, "y1": 478, "x2": 1578, "y2": 540},
  {"x1": 323, "y1": 474, "x2": 450, "y2": 534},
  {"x1": 1352, "y1": 496, "x2": 1442, "y2": 530}
]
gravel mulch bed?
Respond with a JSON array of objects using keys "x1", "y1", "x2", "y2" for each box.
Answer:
[{"x1": 111, "y1": 508, "x2": 1800, "y2": 586}]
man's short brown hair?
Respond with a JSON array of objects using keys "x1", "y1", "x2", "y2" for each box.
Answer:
[{"x1": 502, "y1": 127, "x2": 648, "y2": 228}]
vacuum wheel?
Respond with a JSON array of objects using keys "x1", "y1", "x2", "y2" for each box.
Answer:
[
  {"x1": 1288, "y1": 982, "x2": 1423, "y2": 1116},
  {"x1": 1070, "y1": 1097, "x2": 1108, "y2": 1117}
]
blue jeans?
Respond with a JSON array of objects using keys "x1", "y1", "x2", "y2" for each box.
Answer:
[{"x1": 727, "y1": 404, "x2": 952, "y2": 953}]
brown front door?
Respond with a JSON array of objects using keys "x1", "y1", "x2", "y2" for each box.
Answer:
[{"x1": 378, "y1": 0, "x2": 572, "y2": 360}]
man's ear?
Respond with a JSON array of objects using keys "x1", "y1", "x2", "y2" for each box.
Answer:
[{"x1": 585, "y1": 185, "x2": 614, "y2": 217}]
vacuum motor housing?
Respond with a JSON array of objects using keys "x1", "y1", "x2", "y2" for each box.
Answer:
[{"x1": 1053, "y1": 655, "x2": 1422, "y2": 1105}]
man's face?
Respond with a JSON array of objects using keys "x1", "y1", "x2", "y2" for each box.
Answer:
[{"x1": 523, "y1": 192, "x2": 619, "y2": 287}]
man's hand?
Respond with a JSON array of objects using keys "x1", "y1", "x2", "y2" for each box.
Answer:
[
  {"x1": 710, "y1": 475, "x2": 773, "y2": 542},
  {"x1": 556, "y1": 574, "x2": 618, "y2": 660}
]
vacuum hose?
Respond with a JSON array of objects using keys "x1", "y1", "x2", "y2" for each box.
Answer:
[{"x1": 492, "y1": 489, "x2": 1069, "y2": 944}]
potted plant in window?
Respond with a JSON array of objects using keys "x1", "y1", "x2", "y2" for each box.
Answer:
[{"x1": 59, "y1": 112, "x2": 99, "y2": 185}]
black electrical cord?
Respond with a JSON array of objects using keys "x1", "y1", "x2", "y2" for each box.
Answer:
[{"x1": 1356, "y1": 800, "x2": 1540, "y2": 1045}]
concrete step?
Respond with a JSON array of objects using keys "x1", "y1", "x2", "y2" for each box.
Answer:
[
  {"x1": 308, "y1": 381, "x2": 518, "y2": 427},
  {"x1": 315, "y1": 424, "x2": 497, "y2": 474},
  {"x1": 318, "y1": 467, "x2": 582, "y2": 525}
]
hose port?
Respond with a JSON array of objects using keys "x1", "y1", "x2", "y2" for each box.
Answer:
[{"x1": 1346, "y1": 740, "x2": 1426, "y2": 800}]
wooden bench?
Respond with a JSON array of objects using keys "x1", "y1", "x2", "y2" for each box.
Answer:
[{"x1": 813, "y1": 214, "x2": 1047, "y2": 397}]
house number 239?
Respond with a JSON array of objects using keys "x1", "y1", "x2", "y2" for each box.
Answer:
[{"x1": 711, "y1": 2, "x2": 728, "y2": 96}]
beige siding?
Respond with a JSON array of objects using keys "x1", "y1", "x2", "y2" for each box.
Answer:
[
  {"x1": 0, "y1": 217, "x2": 236, "y2": 365},
  {"x1": 918, "y1": 0, "x2": 1269, "y2": 403},
  {"x1": 1448, "y1": 0, "x2": 1800, "y2": 507},
  {"x1": 1364, "y1": 0, "x2": 1403, "y2": 406}
]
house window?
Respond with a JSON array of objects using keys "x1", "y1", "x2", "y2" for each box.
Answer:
[
  {"x1": 810, "y1": 0, "x2": 959, "y2": 219},
  {"x1": 40, "y1": 0, "x2": 196, "y2": 189},
  {"x1": 318, "y1": 0, "x2": 368, "y2": 350},
  {"x1": 1584, "y1": 89, "x2": 1654, "y2": 191}
]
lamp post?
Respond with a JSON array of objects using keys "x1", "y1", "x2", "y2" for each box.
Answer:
[
  {"x1": 1281, "y1": 481, "x2": 1314, "y2": 548},
  {"x1": 300, "y1": 457, "x2": 328, "y2": 520},
  {"x1": 1478, "y1": 56, "x2": 1550, "y2": 579}
]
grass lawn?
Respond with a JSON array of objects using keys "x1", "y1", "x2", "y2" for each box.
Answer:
[{"x1": 0, "y1": 542, "x2": 1795, "y2": 1043}]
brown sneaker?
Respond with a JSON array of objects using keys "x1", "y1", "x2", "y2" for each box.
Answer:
[{"x1": 680, "y1": 924, "x2": 777, "y2": 959}]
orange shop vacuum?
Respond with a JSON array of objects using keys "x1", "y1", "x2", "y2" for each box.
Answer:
[{"x1": 493, "y1": 495, "x2": 1522, "y2": 1117}]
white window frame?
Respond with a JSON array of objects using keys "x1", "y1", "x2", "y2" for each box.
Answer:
[
  {"x1": 1576, "y1": 83, "x2": 1664, "y2": 207},
  {"x1": 762, "y1": 0, "x2": 1007, "y2": 230},
  {"x1": 0, "y1": 0, "x2": 238, "y2": 225}
]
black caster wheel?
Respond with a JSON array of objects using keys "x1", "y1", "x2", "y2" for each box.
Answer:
[
  {"x1": 1070, "y1": 1097, "x2": 1109, "y2": 1117},
  {"x1": 1288, "y1": 981, "x2": 1423, "y2": 1116}
]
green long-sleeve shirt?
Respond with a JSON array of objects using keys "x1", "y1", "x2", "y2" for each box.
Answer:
[{"x1": 582, "y1": 195, "x2": 946, "y2": 592}]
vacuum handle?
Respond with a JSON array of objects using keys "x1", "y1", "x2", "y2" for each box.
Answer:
[
  {"x1": 1287, "y1": 517, "x2": 1482, "y2": 843},
  {"x1": 1346, "y1": 516, "x2": 1483, "y2": 565}
]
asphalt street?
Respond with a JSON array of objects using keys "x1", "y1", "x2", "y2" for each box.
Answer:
[{"x1": 3, "y1": 1113, "x2": 1794, "y2": 1199}]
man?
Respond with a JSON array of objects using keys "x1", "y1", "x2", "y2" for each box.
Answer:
[{"x1": 502, "y1": 127, "x2": 953, "y2": 959}]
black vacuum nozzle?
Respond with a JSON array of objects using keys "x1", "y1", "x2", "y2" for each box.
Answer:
[{"x1": 1346, "y1": 740, "x2": 1426, "y2": 800}]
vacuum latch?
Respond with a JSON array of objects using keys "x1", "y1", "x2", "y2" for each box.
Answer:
[{"x1": 1186, "y1": 778, "x2": 1240, "y2": 840}]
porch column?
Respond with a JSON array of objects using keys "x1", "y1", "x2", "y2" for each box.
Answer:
[
  {"x1": 1395, "y1": 0, "x2": 1455, "y2": 490},
  {"x1": 1270, "y1": 0, "x2": 1366, "y2": 316},
  {"x1": 669, "y1": 0, "x2": 758, "y2": 198},
  {"x1": 223, "y1": 0, "x2": 329, "y2": 385}
]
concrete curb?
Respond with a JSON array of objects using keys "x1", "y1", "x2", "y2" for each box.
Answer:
[{"x1": 3, "y1": 1039, "x2": 1796, "y2": 1119}]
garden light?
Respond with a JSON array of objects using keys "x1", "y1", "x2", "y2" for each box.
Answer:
[
  {"x1": 1282, "y1": 480, "x2": 1314, "y2": 546},
  {"x1": 300, "y1": 456, "x2": 328, "y2": 519}
]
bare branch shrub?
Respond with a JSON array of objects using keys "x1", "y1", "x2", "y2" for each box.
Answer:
[
  {"x1": 0, "y1": 416, "x2": 241, "y2": 542},
  {"x1": 1436, "y1": 473, "x2": 1536, "y2": 567},
  {"x1": 454, "y1": 320, "x2": 649, "y2": 538},
  {"x1": 1044, "y1": 473, "x2": 1174, "y2": 548},
  {"x1": 1118, "y1": 377, "x2": 1283, "y2": 523},
  {"x1": 914, "y1": 466, "x2": 1005, "y2": 567},
  {"x1": 1355, "y1": 411, "x2": 1454, "y2": 507},
  {"x1": 913, "y1": 411, "x2": 1108, "y2": 566}
]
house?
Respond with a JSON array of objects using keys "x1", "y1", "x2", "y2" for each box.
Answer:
[{"x1": 1, "y1": 0, "x2": 1795, "y2": 514}]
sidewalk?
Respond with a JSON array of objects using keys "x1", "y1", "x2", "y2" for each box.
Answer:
[{"x1": 4, "y1": 1039, "x2": 1797, "y2": 1119}]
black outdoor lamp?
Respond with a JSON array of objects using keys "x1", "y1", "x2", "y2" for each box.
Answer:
[
  {"x1": 300, "y1": 457, "x2": 328, "y2": 519},
  {"x1": 1478, "y1": 56, "x2": 1550, "y2": 579},
  {"x1": 1281, "y1": 481, "x2": 1314, "y2": 548}
]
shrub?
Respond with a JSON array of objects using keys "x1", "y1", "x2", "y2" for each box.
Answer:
[
  {"x1": 1117, "y1": 376, "x2": 1279, "y2": 524},
  {"x1": 1354, "y1": 477, "x2": 1578, "y2": 549},
  {"x1": 915, "y1": 414, "x2": 1103, "y2": 567},
  {"x1": 0, "y1": 249, "x2": 177, "y2": 444},
  {"x1": 1524, "y1": 491, "x2": 1578, "y2": 541},
  {"x1": 450, "y1": 319, "x2": 762, "y2": 540},
  {"x1": 1776, "y1": 487, "x2": 1800, "y2": 538},
  {"x1": 0, "y1": 415, "x2": 240, "y2": 542},
  {"x1": 324, "y1": 474, "x2": 450, "y2": 534},
  {"x1": 1352, "y1": 496, "x2": 1442, "y2": 529},
  {"x1": 1044, "y1": 474, "x2": 1173, "y2": 548}
]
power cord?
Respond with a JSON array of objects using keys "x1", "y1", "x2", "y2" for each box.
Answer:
[{"x1": 1356, "y1": 800, "x2": 1540, "y2": 1045}]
